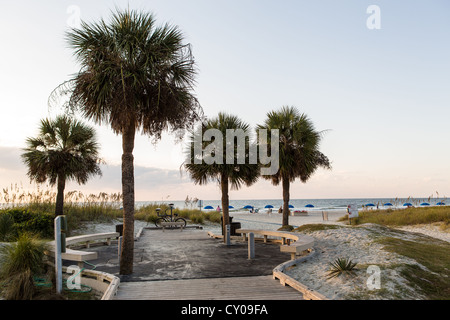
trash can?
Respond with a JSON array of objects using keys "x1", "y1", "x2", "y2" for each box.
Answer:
[
  {"x1": 115, "y1": 224, "x2": 123, "y2": 237},
  {"x1": 220, "y1": 217, "x2": 241, "y2": 236},
  {"x1": 230, "y1": 222, "x2": 241, "y2": 236}
]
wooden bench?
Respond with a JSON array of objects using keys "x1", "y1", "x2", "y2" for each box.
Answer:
[
  {"x1": 160, "y1": 221, "x2": 185, "y2": 232},
  {"x1": 46, "y1": 232, "x2": 119, "y2": 267},
  {"x1": 236, "y1": 229, "x2": 314, "y2": 260}
]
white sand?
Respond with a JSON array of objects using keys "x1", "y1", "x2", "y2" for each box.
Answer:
[{"x1": 213, "y1": 210, "x2": 448, "y2": 300}]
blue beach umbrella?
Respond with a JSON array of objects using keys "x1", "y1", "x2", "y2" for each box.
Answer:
[
  {"x1": 305, "y1": 204, "x2": 314, "y2": 208},
  {"x1": 365, "y1": 203, "x2": 375, "y2": 207},
  {"x1": 288, "y1": 205, "x2": 294, "y2": 208},
  {"x1": 264, "y1": 205, "x2": 274, "y2": 209},
  {"x1": 437, "y1": 202, "x2": 445, "y2": 206},
  {"x1": 229, "y1": 205, "x2": 234, "y2": 209},
  {"x1": 244, "y1": 205, "x2": 253, "y2": 209},
  {"x1": 383, "y1": 203, "x2": 393, "y2": 206},
  {"x1": 420, "y1": 202, "x2": 430, "y2": 206},
  {"x1": 403, "y1": 203, "x2": 413, "y2": 207},
  {"x1": 204, "y1": 206, "x2": 214, "y2": 210}
]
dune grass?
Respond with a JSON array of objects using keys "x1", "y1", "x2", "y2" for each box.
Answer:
[
  {"x1": 0, "y1": 233, "x2": 48, "y2": 300},
  {"x1": 0, "y1": 185, "x2": 221, "y2": 239},
  {"x1": 135, "y1": 203, "x2": 222, "y2": 225},
  {"x1": 338, "y1": 206, "x2": 450, "y2": 230},
  {"x1": 377, "y1": 236, "x2": 450, "y2": 300}
]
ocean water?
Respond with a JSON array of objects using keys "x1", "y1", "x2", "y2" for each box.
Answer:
[{"x1": 136, "y1": 197, "x2": 447, "y2": 212}]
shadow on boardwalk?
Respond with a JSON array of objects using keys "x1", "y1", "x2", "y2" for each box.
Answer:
[{"x1": 81, "y1": 228, "x2": 296, "y2": 282}]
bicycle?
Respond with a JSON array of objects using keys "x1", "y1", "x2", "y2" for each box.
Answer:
[{"x1": 154, "y1": 203, "x2": 187, "y2": 228}]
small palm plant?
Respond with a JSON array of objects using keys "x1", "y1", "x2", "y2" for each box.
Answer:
[
  {"x1": 327, "y1": 257, "x2": 358, "y2": 279},
  {"x1": 0, "y1": 233, "x2": 47, "y2": 300}
]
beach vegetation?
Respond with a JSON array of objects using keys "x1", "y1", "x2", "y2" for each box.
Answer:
[
  {"x1": 257, "y1": 106, "x2": 331, "y2": 227},
  {"x1": 0, "y1": 213, "x2": 15, "y2": 241},
  {"x1": 21, "y1": 115, "x2": 102, "y2": 218},
  {"x1": 135, "y1": 202, "x2": 221, "y2": 225},
  {"x1": 277, "y1": 225, "x2": 294, "y2": 231},
  {"x1": 377, "y1": 237, "x2": 450, "y2": 299},
  {"x1": 0, "y1": 233, "x2": 47, "y2": 300},
  {"x1": 327, "y1": 257, "x2": 358, "y2": 279},
  {"x1": 339, "y1": 206, "x2": 450, "y2": 230},
  {"x1": 0, "y1": 209, "x2": 54, "y2": 240},
  {"x1": 294, "y1": 224, "x2": 343, "y2": 233},
  {"x1": 54, "y1": 8, "x2": 202, "y2": 275},
  {"x1": 184, "y1": 113, "x2": 260, "y2": 243},
  {"x1": 0, "y1": 185, "x2": 123, "y2": 237}
]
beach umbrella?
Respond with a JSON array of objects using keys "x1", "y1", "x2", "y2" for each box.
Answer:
[
  {"x1": 229, "y1": 205, "x2": 234, "y2": 209},
  {"x1": 204, "y1": 205, "x2": 214, "y2": 210},
  {"x1": 305, "y1": 204, "x2": 314, "y2": 208},
  {"x1": 365, "y1": 203, "x2": 375, "y2": 207},
  {"x1": 243, "y1": 205, "x2": 253, "y2": 209},
  {"x1": 437, "y1": 202, "x2": 445, "y2": 206},
  {"x1": 264, "y1": 205, "x2": 274, "y2": 209},
  {"x1": 288, "y1": 205, "x2": 294, "y2": 208},
  {"x1": 383, "y1": 203, "x2": 393, "y2": 206},
  {"x1": 420, "y1": 202, "x2": 430, "y2": 206},
  {"x1": 403, "y1": 203, "x2": 413, "y2": 207}
]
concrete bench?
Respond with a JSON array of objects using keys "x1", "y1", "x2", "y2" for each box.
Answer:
[
  {"x1": 65, "y1": 232, "x2": 120, "y2": 248},
  {"x1": 280, "y1": 239, "x2": 314, "y2": 260},
  {"x1": 46, "y1": 247, "x2": 98, "y2": 268},
  {"x1": 236, "y1": 229, "x2": 314, "y2": 260},
  {"x1": 160, "y1": 221, "x2": 185, "y2": 232},
  {"x1": 46, "y1": 232, "x2": 119, "y2": 267},
  {"x1": 236, "y1": 229, "x2": 299, "y2": 245}
]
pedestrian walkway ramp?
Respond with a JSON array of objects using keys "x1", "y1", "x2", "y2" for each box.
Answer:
[{"x1": 114, "y1": 275, "x2": 303, "y2": 300}]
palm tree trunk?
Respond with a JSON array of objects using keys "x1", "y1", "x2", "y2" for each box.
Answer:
[
  {"x1": 221, "y1": 173, "x2": 230, "y2": 243},
  {"x1": 282, "y1": 176, "x2": 290, "y2": 227},
  {"x1": 55, "y1": 174, "x2": 66, "y2": 217},
  {"x1": 120, "y1": 124, "x2": 136, "y2": 275}
]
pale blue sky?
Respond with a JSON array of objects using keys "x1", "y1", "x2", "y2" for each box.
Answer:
[{"x1": 0, "y1": 1, "x2": 449, "y2": 201}]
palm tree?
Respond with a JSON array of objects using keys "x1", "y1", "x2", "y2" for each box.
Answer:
[
  {"x1": 257, "y1": 106, "x2": 331, "y2": 227},
  {"x1": 184, "y1": 113, "x2": 259, "y2": 241},
  {"x1": 21, "y1": 115, "x2": 102, "y2": 217},
  {"x1": 52, "y1": 8, "x2": 202, "y2": 274}
]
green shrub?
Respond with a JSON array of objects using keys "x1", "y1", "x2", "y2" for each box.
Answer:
[
  {"x1": 0, "y1": 233, "x2": 47, "y2": 300},
  {"x1": 0, "y1": 213, "x2": 16, "y2": 241},
  {"x1": 278, "y1": 225, "x2": 294, "y2": 231},
  {"x1": 1, "y1": 209, "x2": 54, "y2": 239}
]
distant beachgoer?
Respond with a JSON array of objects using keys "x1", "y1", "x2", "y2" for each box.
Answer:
[
  {"x1": 278, "y1": 206, "x2": 282, "y2": 214},
  {"x1": 216, "y1": 206, "x2": 221, "y2": 212}
]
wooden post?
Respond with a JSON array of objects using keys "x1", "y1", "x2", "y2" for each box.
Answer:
[
  {"x1": 118, "y1": 236, "x2": 123, "y2": 259},
  {"x1": 54, "y1": 216, "x2": 63, "y2": 294},
  {"x1": 248, "y1": 232, "x2": 255, "y2": 259},
  {"x1": 226, "y1": 224, "x2": 231, "y2": 246}
]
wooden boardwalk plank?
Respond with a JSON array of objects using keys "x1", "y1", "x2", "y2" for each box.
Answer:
[{"x1": 115, "y1": 276, "x2": 303, "y2": 300}]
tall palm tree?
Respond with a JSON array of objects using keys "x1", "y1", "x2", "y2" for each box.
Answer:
[
  {"x1": 21, "y1": 115, "x2": 102, "y2": 217},
  {"x1": 52, "y1": 8, "x2": 202, "y2": 274},
  {"x1": 257, "y1": 106, "x2": 331, "y2": 227},
  {"x1": 184, "y1": 113, "x2": 259, "y2": 241}
]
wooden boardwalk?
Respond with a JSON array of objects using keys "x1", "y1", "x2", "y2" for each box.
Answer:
[{"x1": 114, "y1": 275, "x2": 303, "y2": 300}]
